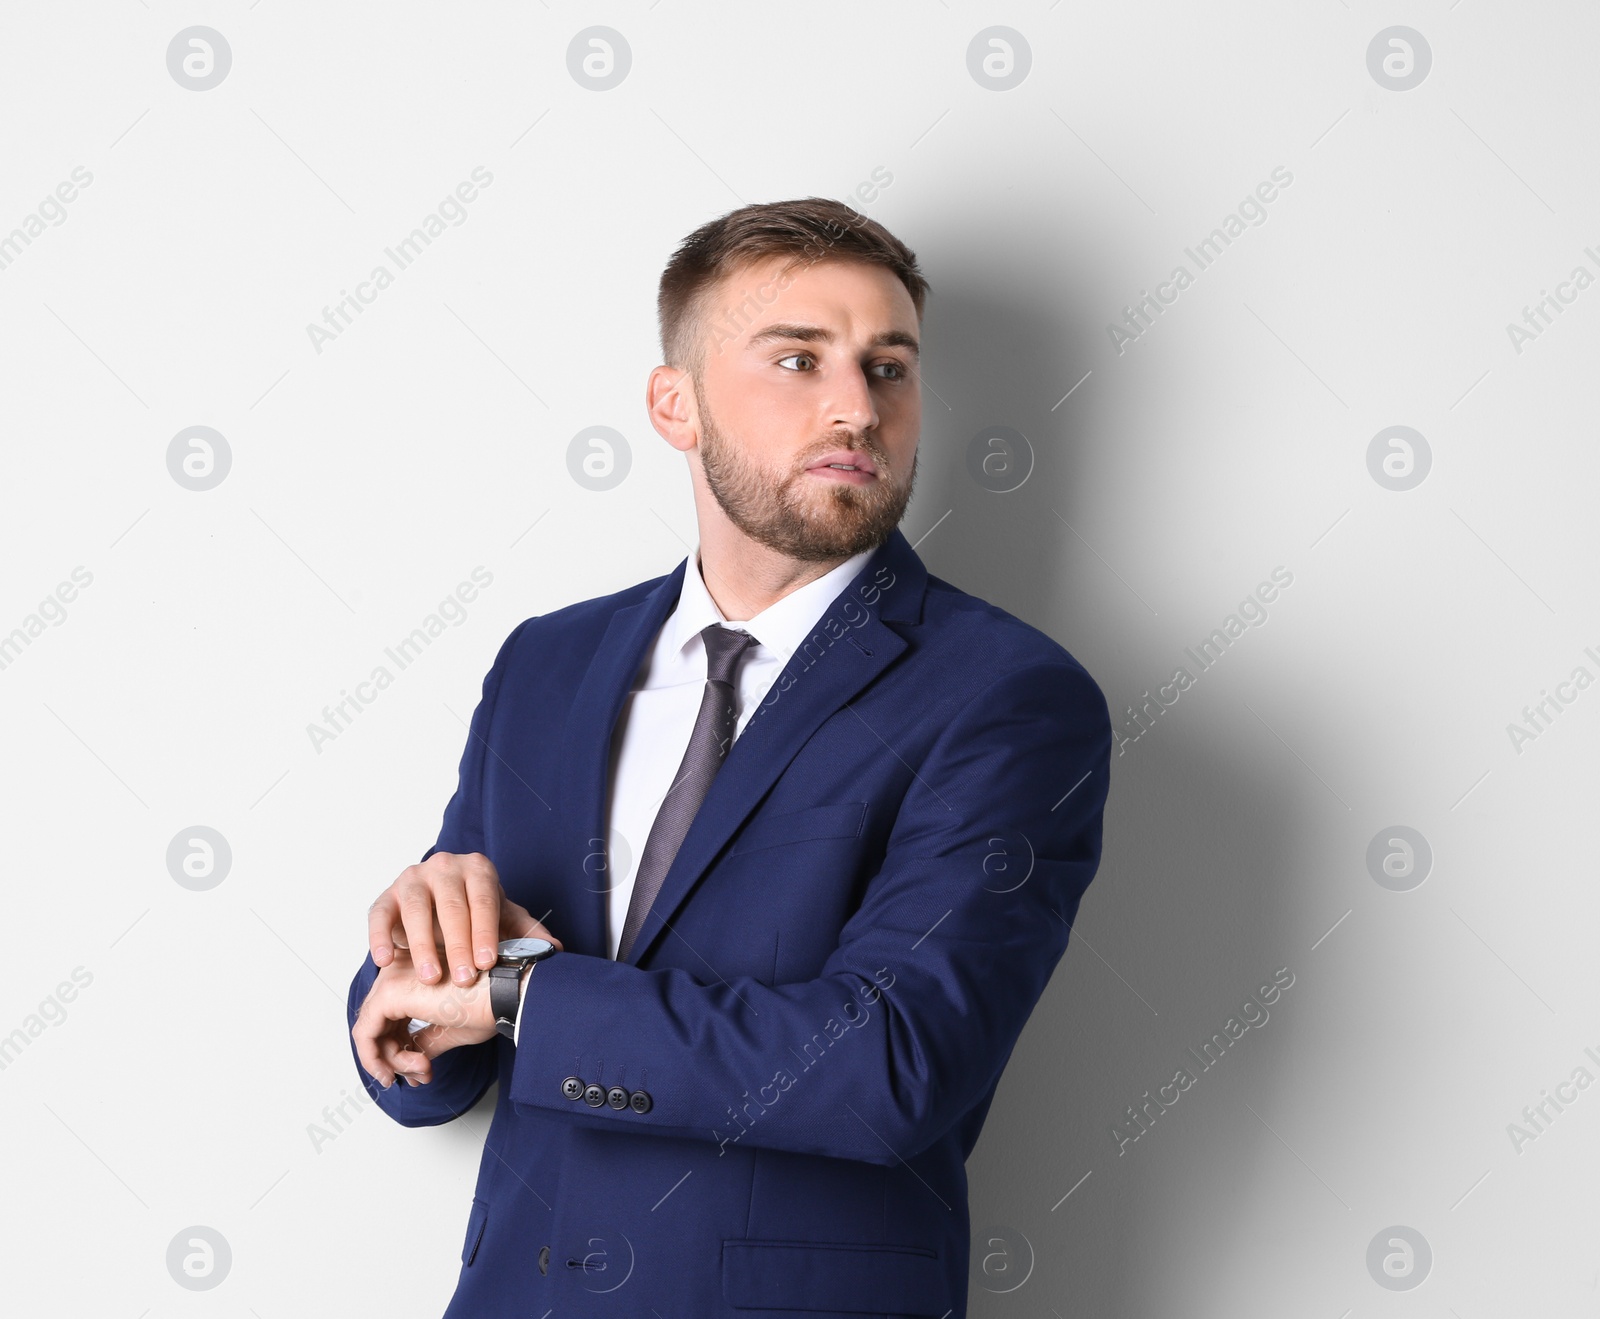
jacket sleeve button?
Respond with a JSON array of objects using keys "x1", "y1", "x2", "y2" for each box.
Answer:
[
  {"x1": 629, "y1": 1089, "x2": 652, "y2": 1114},
  {"x1": 561, "y1": 1076, "x2": 584, "y2": 1100},
  {"x1": 606, "y1": 1086, "x2": 629, "y2": 1110},
  {"x1": 583, "y1": 1083, "x2": 606, "y2": 1107}
]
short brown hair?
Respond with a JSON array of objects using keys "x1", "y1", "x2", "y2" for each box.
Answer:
[{"x1": 657, "y1": 197, "x2": 930, "y2": 380}]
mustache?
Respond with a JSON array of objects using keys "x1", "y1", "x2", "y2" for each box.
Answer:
[{"x1": 795, "y1": 433, "x2": 890, "y2": 472}]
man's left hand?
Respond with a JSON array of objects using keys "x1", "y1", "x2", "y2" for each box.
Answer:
[{"x1": 352, "y1": 948, "x2": 498, "y2": 1089}]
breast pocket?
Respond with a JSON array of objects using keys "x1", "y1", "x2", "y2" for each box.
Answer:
[{"x1": 725, "y1": 801, "x2": 867, "y2": 857}]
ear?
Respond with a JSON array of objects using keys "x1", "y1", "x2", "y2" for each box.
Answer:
[{"x1": 646, "y1": 365, "x2": 698, "y2": 453}]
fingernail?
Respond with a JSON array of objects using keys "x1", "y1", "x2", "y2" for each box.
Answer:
[
  {"x1": 453, "y1": 965, "x2": 473, "y2": 984},
  {"x1": 419, "y1": 963, "x2": 438, "y2": 980},
  {"x1": 476, "y1": 947, "x2": 494, "y2": 966}
]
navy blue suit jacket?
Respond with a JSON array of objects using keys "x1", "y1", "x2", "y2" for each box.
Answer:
[{"x1": 347, "y1": 527, "x2": 1112, "y2": 1317}]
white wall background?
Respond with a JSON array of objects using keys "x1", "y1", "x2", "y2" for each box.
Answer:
[{"x1": 2, "y1": 2, "x2": 1595, "y2": 1314}]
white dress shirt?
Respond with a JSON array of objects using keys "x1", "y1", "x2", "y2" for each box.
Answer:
[{"x1": 514, "y1": 542, "x2": 876, "y2": 1039}]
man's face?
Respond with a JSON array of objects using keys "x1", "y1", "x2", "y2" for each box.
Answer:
[{"x1": 688, "y1": 254, "x2": 922, "y2": 562}]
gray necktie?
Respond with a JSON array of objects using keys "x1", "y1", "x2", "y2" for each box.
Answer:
[{"x1": 617, "y1": 622, "x2": 758, "y2": 961}]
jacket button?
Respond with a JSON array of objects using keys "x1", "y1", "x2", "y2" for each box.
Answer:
[
  {"x1": 583, "y1": 1083, "x2": 606, "y2": 1107},
  {"x1": 538, "y1": 1244, "x2": 550, "y2": 1275},
  {"x1": 561, "y1": 1076, "x2": 584, "y2": 1100},
  {"x1": 606, "y1": 1086, "x2": 629, "y2": 1110},
  {"x1": 629, "y1": 1089, "x2": 652, "y2": 1114}
]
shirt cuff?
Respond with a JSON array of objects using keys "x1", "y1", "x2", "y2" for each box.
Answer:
[{"x1": 512, "y1": 964, "x2": 531, "y2": 1046}]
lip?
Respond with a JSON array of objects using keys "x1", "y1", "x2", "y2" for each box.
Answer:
[{"x1": 804, "y1": 450, "x2": 878, "y2": 483}]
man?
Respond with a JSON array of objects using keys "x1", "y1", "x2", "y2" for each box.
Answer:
[{"x1": 348, "y1": 197, "x2": 1113, "y2": 1316}]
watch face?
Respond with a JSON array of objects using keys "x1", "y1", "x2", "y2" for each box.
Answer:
[{"x1": 498, "y1": 936, "x2": 554, "y2": 960}]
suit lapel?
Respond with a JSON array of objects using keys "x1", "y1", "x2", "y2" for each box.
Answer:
[
  {"x1": 621, "y1": 528, "x2": 928, "y2": 966},
  {"x1": 556, "y1": 561, "x2": 686, "y2": 958}
]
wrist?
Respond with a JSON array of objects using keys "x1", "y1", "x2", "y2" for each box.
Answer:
[{"x1": 487, "y1": 936, "x2": 556, "y2": 1041}]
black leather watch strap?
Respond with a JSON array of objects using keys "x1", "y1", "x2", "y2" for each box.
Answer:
[{"x1": 489, "y1": 964, "x2": 523, "y2": 1040}]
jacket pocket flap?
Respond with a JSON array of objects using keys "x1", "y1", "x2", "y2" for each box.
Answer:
[
  {"x1": 721, "y1": 1238, "x2": 944, "y2": 1314},
  {"x1": 460, "y1": 1197, "x2": 489, "y2": 1266},
  {"x1": 726, "y1": 802, "x2": 867, "y2": 857}
]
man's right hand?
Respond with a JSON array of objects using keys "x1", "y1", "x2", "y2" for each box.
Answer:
[{"x1": 367, "y1": 851, "x2": 563, "y2": 986}]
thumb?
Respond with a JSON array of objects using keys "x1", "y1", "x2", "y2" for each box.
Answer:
[{"x1": 500, "y1": 898, "x2": 563, "y2": 951}]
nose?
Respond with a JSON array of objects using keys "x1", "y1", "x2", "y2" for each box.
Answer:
[{"x1": 826, "y1": 363, "x2": 879, "y2": 435}]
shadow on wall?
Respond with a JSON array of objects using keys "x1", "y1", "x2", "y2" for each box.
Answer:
[{"x1": 908, "y1": 262, "x2": 1305, "y2": 1314}]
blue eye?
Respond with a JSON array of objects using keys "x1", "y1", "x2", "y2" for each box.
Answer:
[{"x1": 776, "y1": 354, "x2": 908, "y2": 379}]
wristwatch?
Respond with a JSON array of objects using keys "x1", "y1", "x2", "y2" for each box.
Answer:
[{"x1": 489, "y1": 936, "x2": 557, "y2": 1041}]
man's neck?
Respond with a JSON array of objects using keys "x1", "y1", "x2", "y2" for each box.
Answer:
[{"x1": 694, "y1": 527, "x2": 850, "y2": 621}]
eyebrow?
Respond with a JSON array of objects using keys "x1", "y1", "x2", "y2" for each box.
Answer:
[{"x1": 744, "y1": 322, "x2": 920, "y2": 360}]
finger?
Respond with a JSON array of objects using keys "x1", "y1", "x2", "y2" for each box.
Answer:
[
  {"x1": 464, "y1": 859, "x2": 503, "y2": 970},
  {"x1": 397, "y1": 873, "x2": 443, "y2": 983},
  {"x1": 379, "y1": 1030, "x2": 433, "y2": 1085},
  {"x1": 367, "y1": 891, "x2": 400, "y2": 967},
  {"x1": 433, "y1": 870, "x2": 477, "y2": 986},
  {"x1": 352, "y1": 996, "x2": 396, "y2": 1087},
  {"x1": 500, "y1": 899, "x2": 563, "y2": 951},
  {"x1": 499, "y1": 898, "x2": 538, "y2": 939},
  {"x1": 378, "y1": 1034, "x2": 430, "y2": 1085}
]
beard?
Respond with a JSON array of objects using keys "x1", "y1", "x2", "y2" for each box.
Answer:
[{"x1": 696, "y1": 387, "x2": 917, "y2": 563}]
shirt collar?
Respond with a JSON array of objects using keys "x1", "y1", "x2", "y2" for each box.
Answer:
[
  {"x1": 665, "y1": 550, "x2": 726, "y2": 658},
  {"x1": 668, "y1": 542, "x2": 879, "y2": 662}
]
